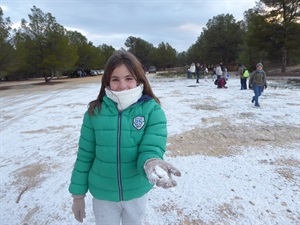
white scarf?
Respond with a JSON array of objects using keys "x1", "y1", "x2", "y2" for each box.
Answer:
[{"x1": 105, "y1": 84, "x2": 143, "y2": 111}]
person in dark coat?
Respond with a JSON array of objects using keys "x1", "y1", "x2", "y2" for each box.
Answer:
[
  {"x1": 249, "y1": 62, "x2": 267, "y2": 107},
  {"x1": 195, "y1": 63, "x2": 201, "y2": 83}
]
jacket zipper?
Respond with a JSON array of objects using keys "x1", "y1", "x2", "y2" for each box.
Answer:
[{"x1": 117, "y1": 111, "x2": 123, "y2": 201}]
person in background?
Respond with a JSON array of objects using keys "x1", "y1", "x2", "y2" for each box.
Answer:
[
  {"x1": 249, "y1": 62, "x2": 267, "y2": 107},
  {"x1": 242, "y1": 67, "x2": 250, "y2": 88},
  {"x1": 203, "y1": 65, "x2": 208, "y2": 81},
  {"x1": 223, "y1": 66, "x2": 230, "y2": 80},
  {"x1": 195, "y1": 63, "x2": 201, "y2": 83},
  {"x1": 219, "y1": 62, "x2": 226, "y2": 77},
  {"x1": 238, "y1": 64, "x2": 247, "y2": 90},
  {"x1": 212, "y1": 66, "x2": 217, "y2": 82},
  {"x1": 77, "y1": 69, "x2": 83, "y2": 78},
  {"x1": 189, "y1": 62, "x2": 196, "y2": 79},
  {"x1": 187, "y1": 67, "x2": 191, "y2": 79},
  {"x1": 217, "y1": 74, "x2": 228, "y2": 89},
  {"x1": 69, "y1": 50, "x2": 181, "y2": 225},
  {"x1": 204, "y1": 67, "x2": 208, "y2": 75},
  {"x1": 216, "y1": 64, "x2": 222, "y2": 79}
]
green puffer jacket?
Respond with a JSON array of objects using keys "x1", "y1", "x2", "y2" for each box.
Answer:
[{"x1": 69, "y1": 95, "x2": 167, "y2": 202}]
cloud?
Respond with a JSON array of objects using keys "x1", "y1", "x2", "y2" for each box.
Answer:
[
  {"x1": 176, "y1": 23, "x2": 204, "y2": 34},
  {"x1": 1, "y1": 0, "x2": 257, "y2": 52},
  {"x1": 0, "y1": 5, "x2": 8, "y2": 11}
]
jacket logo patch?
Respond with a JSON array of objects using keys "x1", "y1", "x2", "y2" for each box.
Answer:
[{"x1": 133, "y1": 116, "x2": 145, "y2": 130}]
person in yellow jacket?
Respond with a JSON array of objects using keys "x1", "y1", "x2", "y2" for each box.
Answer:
[
  {"x1": 69, "y1": 50, "x2": 181, "y2": 224},
  {"x1": 237, "y1": 64, "x2": 249, "y2": 90}
]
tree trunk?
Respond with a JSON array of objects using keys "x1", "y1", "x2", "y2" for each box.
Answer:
[{"x1": 281, "y1": 46, "x2": 287, "y2": 73}]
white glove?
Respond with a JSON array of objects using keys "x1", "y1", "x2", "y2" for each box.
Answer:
[
  {"x1": 72, "y1": 195, "x2": 86, "y2": 223},
  {"x1": 144, "y1": 159, "x2": 181, "y2": 188}
]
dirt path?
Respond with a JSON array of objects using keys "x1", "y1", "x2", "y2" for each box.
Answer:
[{"x1": 0, "y1": 76, "x2": 102, "y2": 94}]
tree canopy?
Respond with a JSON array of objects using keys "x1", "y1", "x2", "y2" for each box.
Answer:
[
  {"x1": 0, "y1": 1, "x2": 299, "y2": 80},
  {"x1": 243, "y1": 0, "x2": 300, "y2": 72},
  {"x1": 187, "y1": 14, "x2": 244, "y2": 67},
  {"x1": 0, "y1": 8, "x2": 16, "y2": 78}
]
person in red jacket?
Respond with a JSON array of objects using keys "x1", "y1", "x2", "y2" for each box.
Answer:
[{"x1": 217, "y1": 75, "x2": 228, "y2": 88}]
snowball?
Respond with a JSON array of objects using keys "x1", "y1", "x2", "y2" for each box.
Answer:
[{"x1": 154, "y1": 165, "x2": 169, "y2": 182}]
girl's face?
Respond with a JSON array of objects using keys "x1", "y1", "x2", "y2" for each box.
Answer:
[{"x1": 109, "y1": 64, "x2": 138, "y2": 91}]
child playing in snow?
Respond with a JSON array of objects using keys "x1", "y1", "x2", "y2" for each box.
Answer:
[
  {"x1": 69, "y1": 50, "x2": 181, "y2": 225},
  {"x1": 217, "y1": 75, "x2": 228, "y2": 88}
]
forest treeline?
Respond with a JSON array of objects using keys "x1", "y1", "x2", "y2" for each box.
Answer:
[{"x1": 0, "y1": 0, "x2": 299, "y2": 81}]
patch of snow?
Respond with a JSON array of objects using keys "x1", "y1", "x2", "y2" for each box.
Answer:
[{"x1": 0, "y1": 76, "x2": 299, "y2": 225}]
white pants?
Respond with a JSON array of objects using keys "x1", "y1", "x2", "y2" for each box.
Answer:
[{"x1": 93, "y1": 195, "x2": 147, "y2": 225}]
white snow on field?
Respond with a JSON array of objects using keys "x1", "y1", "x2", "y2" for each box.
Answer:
[{"x1": 0, "y1": 75, "x2": 299, "y2": 225}]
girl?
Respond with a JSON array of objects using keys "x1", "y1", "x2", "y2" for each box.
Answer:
[{"x1": 69, "y1": 50, "x2": 181, "y2": 225}]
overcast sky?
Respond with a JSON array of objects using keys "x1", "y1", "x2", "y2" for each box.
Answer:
[{"x1": 1, "y1": 0, "x2": 257, "y2": 52}]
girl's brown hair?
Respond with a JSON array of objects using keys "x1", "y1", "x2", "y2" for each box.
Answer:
[{"x1": 88, "y1": 50, "x2": 160, "y2": 115}]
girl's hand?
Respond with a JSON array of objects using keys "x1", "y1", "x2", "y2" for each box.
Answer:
[
  {"x1": 144, "y1": 159, "x2": 181, "y2": 188},
  {"x1": 72, "y1": 195, "x2": 86, "y2": 223}
]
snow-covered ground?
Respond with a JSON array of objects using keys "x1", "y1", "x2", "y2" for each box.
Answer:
[{"x1": 0, "y1": 75, "x2": 299, "y2": 225}]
